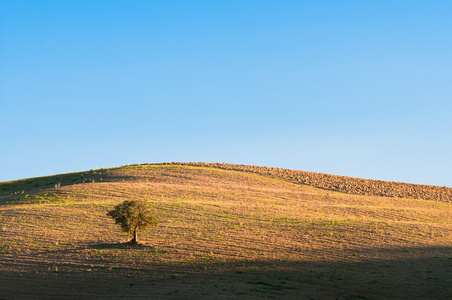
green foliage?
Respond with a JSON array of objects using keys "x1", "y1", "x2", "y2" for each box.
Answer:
[{"x1": 107, "y1": 200, "x2": 158, "y2": 243}]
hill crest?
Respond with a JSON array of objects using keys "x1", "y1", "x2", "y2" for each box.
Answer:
[
  {"x1": 148, "y1": 162, "x2": 452, "y2": 202},
  {"x1": 1, "y1": 162, "x2": 451, "y2": 203}
]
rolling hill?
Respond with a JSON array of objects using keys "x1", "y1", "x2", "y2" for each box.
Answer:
[{"x1": 0, "y1": 163, "x2": 451, "y2": 299}]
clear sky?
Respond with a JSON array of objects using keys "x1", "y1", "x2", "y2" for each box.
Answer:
[{"x1": 1, "y1": 1, "x2": 451, "y2": 187}]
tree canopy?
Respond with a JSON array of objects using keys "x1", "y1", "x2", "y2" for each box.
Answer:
[{"x1": 107, "y1": 200, "x2": 158, "y2": 244}]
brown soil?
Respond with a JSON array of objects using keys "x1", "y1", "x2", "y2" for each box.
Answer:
[
  {"x1": 0, "y1": 164, "x2": 451, "y2": 299},
  {"x1": 166, "y1": 162, "x2": 452, "y2": 202}
]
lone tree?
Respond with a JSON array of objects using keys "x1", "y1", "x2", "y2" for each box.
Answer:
[{"x1": 107, "y1": 200, "x2": 158, "y2": 244}]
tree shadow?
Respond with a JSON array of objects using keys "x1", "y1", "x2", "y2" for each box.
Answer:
[{"x1": 88, "y1": 242, "x2": 158, "y2": 250}]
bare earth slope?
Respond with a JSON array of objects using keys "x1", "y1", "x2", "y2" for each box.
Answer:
[
  {"x1": 0, "y1": 164, "x2": 451, "y2": 299},
  {"x1": 167, "y1": 162, "x2": 452, "y2": 202}
]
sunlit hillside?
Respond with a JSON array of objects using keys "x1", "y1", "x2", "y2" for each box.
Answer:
[{"x1": 1, "y1": 164, "x2": 451, "y2": 299}]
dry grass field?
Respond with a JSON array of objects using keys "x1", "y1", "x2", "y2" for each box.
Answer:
[{"x1": 0, "y1": 164, "x2": 451, "y2": 299}]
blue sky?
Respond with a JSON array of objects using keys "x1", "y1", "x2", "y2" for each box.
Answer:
[{"x1": 1, "y1": 1, "x2": 451, "y2": 186}]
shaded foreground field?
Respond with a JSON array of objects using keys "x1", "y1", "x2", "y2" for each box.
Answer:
[{"x1": 1, "y1": 164, "x2": 451, "y2": 299}]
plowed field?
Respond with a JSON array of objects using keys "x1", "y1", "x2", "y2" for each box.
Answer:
[{"x1": 1, "y1": 164, "x2": 451, "y2": 299}]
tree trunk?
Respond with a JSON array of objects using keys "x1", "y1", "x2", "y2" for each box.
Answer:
[{"x1": 131, "y1": 228, "x2": 138, "y2": 244}]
